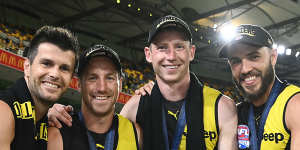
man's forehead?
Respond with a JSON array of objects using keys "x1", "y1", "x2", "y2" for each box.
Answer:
[
  {"x1": 151, "y1": 29, "x2": 189, "y2": 41},
  {"x1": 227, "y1": 43, "x2": 262, "y2": 57}
]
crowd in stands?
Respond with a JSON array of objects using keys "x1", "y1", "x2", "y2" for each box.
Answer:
[
  {"x1": 0, "y1": 22, "x2": 241, "y2": 100},
  {"x1": 0, "y1": 23, "x2": 33, "y2": 56},
  {"x1": 122, "y1": 59, "x2": 155, "y2": 95}
]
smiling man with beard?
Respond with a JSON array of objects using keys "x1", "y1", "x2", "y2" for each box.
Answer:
[
  {"x1": 0, "y1": 26, "x2": 79, "y2": 150},
  {"x1": 219, "y1": 24, "x2": 300, "y2": 150}
]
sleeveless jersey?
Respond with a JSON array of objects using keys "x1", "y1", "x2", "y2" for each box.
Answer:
[
  {"x1": 60, "y1": 113, "x2": 138, "y2": 150},
  {"x1": 260, "y1": 84, "x2": 300, "y2": 149},
  {"x1": 0, "y1": 78, "x2": 48, "y2": 150},
  {"x1": 177, "y1": 85, "x2": 221, "y2": 150}
]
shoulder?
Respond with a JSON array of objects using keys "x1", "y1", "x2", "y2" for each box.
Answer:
[
  {"x1": 217, "y1": 95, "x2": 237, "y2": 128},
  {"x1": 120, "y1": 95, "x2": 142, "y2": 122},
  {"x1": 218, "y1": 95, "x2": 236, "y2": 110},
  {"x1": 0, "y1": 100, "x2": 14, "y2": 118},
  {"x1": 285, "y1": 93, "x2": 300, "y2": 130},
  {"x1": 0, "y1": 100, "x2": 15, "y2": 148}
]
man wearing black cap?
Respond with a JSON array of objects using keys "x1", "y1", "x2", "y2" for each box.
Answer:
[
  {"x1": 121, "y1": 15, "x2": 237, "y2": 150},
  {"x1": 47, "y1": 44, "x2": 142, "y2": 150},
  {"x1": 218, "y1": 24, "x2": 300, "y2": 150}
]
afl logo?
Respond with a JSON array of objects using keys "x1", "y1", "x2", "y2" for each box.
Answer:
[{"x1": 238, "y1": 125, "x2": 250, "y2": 149}]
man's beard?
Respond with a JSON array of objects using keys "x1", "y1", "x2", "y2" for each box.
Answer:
[{"x1": 233, "y1": 61, "x2": 275, "y2": 103}]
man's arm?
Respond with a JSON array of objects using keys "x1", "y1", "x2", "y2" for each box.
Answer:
[
  {"x1": 0, "y1": 100, "x2": 15, "y2": 150},
  {"x1": 134, "y1": 122, "x2": 143, "y2": 149},
  {"x1": 285, "y1": 93, "x2": 300, "y2": 150},
  {"x1": 48, "y1": 104, "x2": 73, "y2": 128},
  {"x1": 217, "y1": 96, "x2": 238, "y2": 150},
  {"x1": 47, "y1": 127, "x2": 63, "y2": 150},
  {"x1": 120, "y1": 95, "x2": 141, "y2": 122}
]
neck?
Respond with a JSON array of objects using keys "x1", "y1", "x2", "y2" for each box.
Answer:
[
  {"x1": 24, "y1": 77, "x2": 49, "y2": 122},
  {"x1": 81, "y1": 105, "x2": 114, "y2": 133},
  {"x1": 252, "y1": 79, "x2": 276, "y2": 107},
  {"x1": 33, "y1": 98, "x2": 49, "y2": 122},
  {"x1": 156, "y1": 73, "x2": 191, "y2": 102}
]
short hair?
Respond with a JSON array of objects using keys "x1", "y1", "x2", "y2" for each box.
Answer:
[{"x1": 27, "y1": 26, "x2": 80, "y2": 69}]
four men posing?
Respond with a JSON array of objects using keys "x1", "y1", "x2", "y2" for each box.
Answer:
[{"x1": 0, "y1": 14, "x2": 299, "y2": 150}]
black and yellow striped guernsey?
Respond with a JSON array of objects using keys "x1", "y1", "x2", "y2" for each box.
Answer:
[
  {"x1": 0, "y1": 78, "x2": 48, "y2": 150},
  {"x1": 60, "y1": 113, "x2": 139, "y2": 150},
  {"x1": 177, "y1": 85, "x2": 221, "y2": 150},
  {"x1": 260, "y1": 84, "x2": 300, "y2": 149}
]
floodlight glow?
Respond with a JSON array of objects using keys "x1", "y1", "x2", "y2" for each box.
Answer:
[
  {"x1": 277, "y1": 45, "x2": 285, "y2": 55},
  {"x1": 219, "y1": 24, "x2": 237, "y2": 42},
  {"x1": 286, "y1": 49, "x2": 291, "y2": 55},
  {"x1": 213, "y1": 24, "x2": 218, "y2": 29},
  {"x1": 272, "y1": 44, "x2": 278, "y2": 49},
  {"x1": 296, "y1": 52, "x2": 300, "y2": 57}
]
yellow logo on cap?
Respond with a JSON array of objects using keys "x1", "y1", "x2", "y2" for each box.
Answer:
[{"x1": 239, "y1": 27, "x2": 256, "y2": 37}]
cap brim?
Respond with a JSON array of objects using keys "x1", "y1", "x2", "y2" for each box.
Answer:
[
  {"x1": 218, "y1": 39, "x2": 266, "y2": 58},
  {"x1": 148, "y1": 22, "x2": 192, "y2": 43}
]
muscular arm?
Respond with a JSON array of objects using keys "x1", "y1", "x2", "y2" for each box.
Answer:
[
  {"x1": 0, "y1": 100, "x2": 14, "y2": 150},
  {"x1": 120, "y1": 95, "x2": 141, "y2": 122},
  {"x1": 285, "y1": 93, "x2": 300, "y2": 150},
  {"x1": 217, "y1": 96, "x2": 238, "y2": 150},
  {"x1": 47, "y1": 127, "x2": 63, "y2": 150}
]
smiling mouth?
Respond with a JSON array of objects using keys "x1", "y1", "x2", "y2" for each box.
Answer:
[
  {"x1": 42, "y1": 81, "x2": 60, "y2": 89},
  {"x1": 163, "y1": 65, "x2": 179, "y2": 69},
  {"x1": 244, "y1": 76, "x2": 256, "y2": 82},
  {"x1": 94, "y1": 96, "x2": 109, "y2": 101}
]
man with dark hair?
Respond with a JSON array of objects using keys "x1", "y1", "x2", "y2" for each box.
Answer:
[
  {"x1": 0, "y1": 26, "x2": 79, "y2": 150},
  {"x1": 47, "y1": 44, "x2": 142, "y2": 150},
  {"x1": 218, "y1": 24, "x2": 300, "y2": 149},
  {"x1": 121, "y1": 15, "x2": 237, "y2": 150}
]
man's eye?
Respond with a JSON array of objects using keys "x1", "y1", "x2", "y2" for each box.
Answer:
[
  {"x1": 88, "y1": 76, "x2": 96, "y2": 80},
  {"x1": 176, "y1": 45, "x2": 185, "y2": 50},
  {"x1": 157, "y1": 46, "x2": 167, "y2": 51},
  {"x1": 107, "y1": 76, "x2": 116, "y2": 81},
  {"x1": 61, "y1": 66, "x2": 70, "y2": 72},
  {"x1": 249, "y1": 55, "x2": 259, "y2": 60},
  {"x1": 42, "y1": 62, "x2": 51, "y2": 67}
]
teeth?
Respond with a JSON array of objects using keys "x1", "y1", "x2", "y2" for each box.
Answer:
[
  {"x1": 165, "y1": 65, "x2": 178, "y2": 69},
  {"x1": 44, "y1": 82, "x2": 58, "y2": 88},
  {"x1": 95, "y1": 96, "x2": 108, "y2": 100},
  {"x1": 245, "y1": 76, "x2": 256, "y2": 82}
]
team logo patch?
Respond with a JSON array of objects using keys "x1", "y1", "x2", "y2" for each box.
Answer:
[{"x1": 238, "y1": 125, "x2": 250, "y2": 149}]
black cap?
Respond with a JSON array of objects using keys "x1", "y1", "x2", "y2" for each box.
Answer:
[
  {"x1": 77, "y1": 44, "x2": 123, "y2": 77},
  {"x1": 148, "y1": 15, "x2": 192, "y2": 43},
  {"x1": 218, "y1": 24, "x2": 274, "y2": 58}
]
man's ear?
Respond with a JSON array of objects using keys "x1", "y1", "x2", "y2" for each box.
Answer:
[
  {"x1": 189, "y1": 44, "x2": 196, "y2": 61},
  {"x1": 270, "y1": 48, "x2": 278, "y2": 68},
  {"x1": 77, "y1": 79, "x2": 81, "y2": 93},
  {"x1": 144, "y1": 46, "x2": 152, "y2": 63},
  {"x1": 24, "y1": 58, "x2": 30, "y2": 78}
]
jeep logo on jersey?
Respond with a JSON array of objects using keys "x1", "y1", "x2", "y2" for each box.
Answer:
[
  {"x1": 204, "y1": 130, "x2": 217, "y2": 141},
  {"x1": 263, "y1": 132, "x2": 284, "y2": 143}
]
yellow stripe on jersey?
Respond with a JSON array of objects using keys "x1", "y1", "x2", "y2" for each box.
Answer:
[
  {"x1": 260, "y1": 85, "x2": 300, "y2": 149},
  {"x1": 203, "y1": 85, "x2": 220, "y2": 150},
  {"x1": 178, "y1": 85, "x2": 220, "y2": 150},
  {"x1": 116, "y1": 114, "x2": 138, "y2": 150}
]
